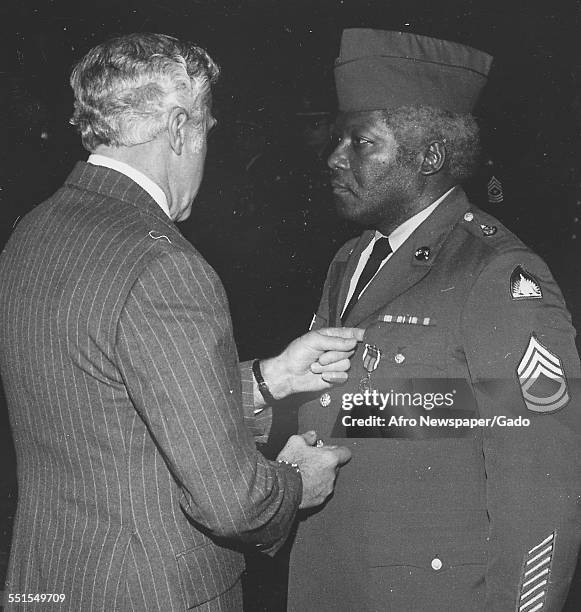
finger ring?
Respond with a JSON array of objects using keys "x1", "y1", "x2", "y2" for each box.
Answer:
[{"x1": 315, "y1": 438, "x2": 324, "y2": 448}]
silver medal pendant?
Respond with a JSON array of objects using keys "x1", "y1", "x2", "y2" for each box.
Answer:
[
  {"x1": 359, "y1": 344, "x2": 381, "y2": 393},
  {"x1": 359, "y1": 376, "x2": 371, "y2": 393}
]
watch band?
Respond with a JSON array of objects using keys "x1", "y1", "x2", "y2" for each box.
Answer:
[{"x1": 252, "y1": 359, "x2": 277, "y2": 405}]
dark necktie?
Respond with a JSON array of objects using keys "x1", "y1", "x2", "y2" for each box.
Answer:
[{"x1": 341, "y1": 237, "x2": 392, "y2": 324}]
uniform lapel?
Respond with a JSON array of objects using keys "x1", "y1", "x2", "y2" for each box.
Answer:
[
  {"x1": 343, "y1": 188, "x2": 471, "y2": 326},
  {"x1": 329, "y1": 231, "x2": 375, "y2": 325}
]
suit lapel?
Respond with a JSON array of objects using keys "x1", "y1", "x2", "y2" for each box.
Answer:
[{"x1": 343, "y1": 188, "x2": 471, "y2": 326}]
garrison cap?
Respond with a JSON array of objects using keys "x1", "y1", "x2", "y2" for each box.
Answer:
[{"x1": 334, "y1": 29, "x2": 493, "y2": 114}]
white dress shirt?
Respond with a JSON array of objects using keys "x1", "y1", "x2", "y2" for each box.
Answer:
[
  {"x1": 88, "y1": 154, "x2": 172, "y2": 219},
  {"x1": 341, "y1": 187, "x2": 455, "y2": 317}
]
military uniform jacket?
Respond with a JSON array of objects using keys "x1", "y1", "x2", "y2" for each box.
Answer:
[
  {"x1": 288, "y1": 187, "x2": 581, "y2": 612},
  {"x1": 0, "y1": 162, "x2": 301, "y2": 611}
]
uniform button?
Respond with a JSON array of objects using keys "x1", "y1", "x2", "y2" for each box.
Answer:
[
  {"x1": 463, "y1": 212, "x2": 474, "y2": 222},
  {"x1": 394, "y1": 353, "x2": 405, "y2": 364},
  {"x1": 320, "y1": 393, "x2": 331, "y2": 407},
  {"x1": 431, "y1": 557, "x2": 443, "y2": 571}
]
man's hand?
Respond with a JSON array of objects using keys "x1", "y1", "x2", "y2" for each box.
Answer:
[
  {"x1": 259, "y1": 327, "x2": 364, "y2": 400},
  {"x1": 277, "y1": 431, "x2": 352, "y2": 509}
]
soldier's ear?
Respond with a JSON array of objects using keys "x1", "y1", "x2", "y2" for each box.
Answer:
[{"x1": 420, "y1": 140, "x2": 446, "y2": 175}]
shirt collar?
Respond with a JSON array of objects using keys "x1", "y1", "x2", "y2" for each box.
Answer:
[
  {"x1": 378, "y1": 186, "x2": 456, "y2": 251},
  {"x1": 87, "y1": 154, "x2": 172, "y2": 219}
]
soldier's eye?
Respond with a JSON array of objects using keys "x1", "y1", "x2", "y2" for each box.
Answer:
[{"x1": 353, "y1": 135, "x2": 373, "y2": 147}]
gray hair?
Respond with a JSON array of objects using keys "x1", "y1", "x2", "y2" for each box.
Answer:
[
  {"x1": 69, "y1": 33, "x2": 220, "y2": 151},
  {"x1": 381, "y1": 106, "x2": 481, "y2": 182}
]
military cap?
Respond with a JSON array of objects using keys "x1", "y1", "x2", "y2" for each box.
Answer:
[{"x1": 334, "y1": 28, "x2": 493, "y2": 114}]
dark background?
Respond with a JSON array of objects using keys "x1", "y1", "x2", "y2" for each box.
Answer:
[{"x1": 2, "y1": 0, "x2": 581, "y2": 609}]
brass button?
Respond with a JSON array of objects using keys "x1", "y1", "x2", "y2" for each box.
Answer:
[
  {"x1": 394, "y1": 353, "x2": 405, "y2": 364},
  {"x1": 320, "y1": 393, "x2": 331, "y2": 407}
]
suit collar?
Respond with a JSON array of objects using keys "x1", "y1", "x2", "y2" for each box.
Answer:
[
  {"x1": 87, "y1": 154, "x2": 171, "y2": 218},
  {"x1": 64, "y1": 161, "x2": 175, "y2": 229},
  {"x1": 342, "y1": 186, "x2": 472, "y2": 326}
]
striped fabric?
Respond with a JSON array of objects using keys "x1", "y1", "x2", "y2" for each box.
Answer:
[{"x1": 0, "y1": 162, "x2": 301, "y2": 611}]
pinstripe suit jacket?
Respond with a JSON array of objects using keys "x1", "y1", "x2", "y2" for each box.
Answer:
[{"x1": 0, "y1": 162, "x2": 301, "y2": 611}]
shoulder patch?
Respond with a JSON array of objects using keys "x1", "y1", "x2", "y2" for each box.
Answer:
[
  {"x1": 510, "y1": 266, "x2": 542, "y2": 300},
  {"x1": 517, "y1": 334, "x2": 569, "y2": 413}
]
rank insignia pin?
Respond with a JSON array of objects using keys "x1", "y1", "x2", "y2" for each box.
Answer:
[
  {"x1": 510, "y1": 266, "x2": 542, "y2": 300},
  {"x1": 360, "y1": 344, "x2": 381, "y2": 392}
]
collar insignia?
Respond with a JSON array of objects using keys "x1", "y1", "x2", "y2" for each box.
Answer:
[{"x1": 480, "y1": 224, "x2": 497, "y2": 236}]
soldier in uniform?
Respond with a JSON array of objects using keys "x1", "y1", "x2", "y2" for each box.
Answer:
[{"x1": 287, "y1": 29, "x2": 581, "y2": 611}]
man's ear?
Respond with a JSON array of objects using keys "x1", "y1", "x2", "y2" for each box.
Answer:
[
  {"x1": 167, "y1": 107, "x2": 189, "y2": 155},
  {"x1": 420, "y1": 141, "x2": 446, "y2": 175}
]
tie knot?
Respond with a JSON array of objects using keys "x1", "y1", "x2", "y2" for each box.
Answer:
[{"x1": 369, "y1": 237, "x2": 392, "y2": 261}]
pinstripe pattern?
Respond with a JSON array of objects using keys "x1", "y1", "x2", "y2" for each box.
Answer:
[{"x1": 0, "y1": 162, "x2": 301, "y2": 611}]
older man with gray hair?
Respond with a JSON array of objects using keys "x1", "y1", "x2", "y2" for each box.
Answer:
[{"x1": 0, "y1": 33, "x2": 359, "y2": 611}]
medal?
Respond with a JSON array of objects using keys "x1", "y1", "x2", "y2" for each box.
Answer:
[{"x1": 359, "y1": 344, "x2": 381, "y2": 392}]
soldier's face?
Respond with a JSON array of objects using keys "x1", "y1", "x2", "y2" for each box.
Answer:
[{"x1": 328, "y1": 110, "x2": 420, "y2": 232}]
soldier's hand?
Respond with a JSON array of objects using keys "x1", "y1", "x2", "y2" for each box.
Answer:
[
  {"x1": 259, "y1": 327, "x2": 364, "y2": 400},
  {"x1": 277, "y1": 430, "x2": 352, "y2": 509}
]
